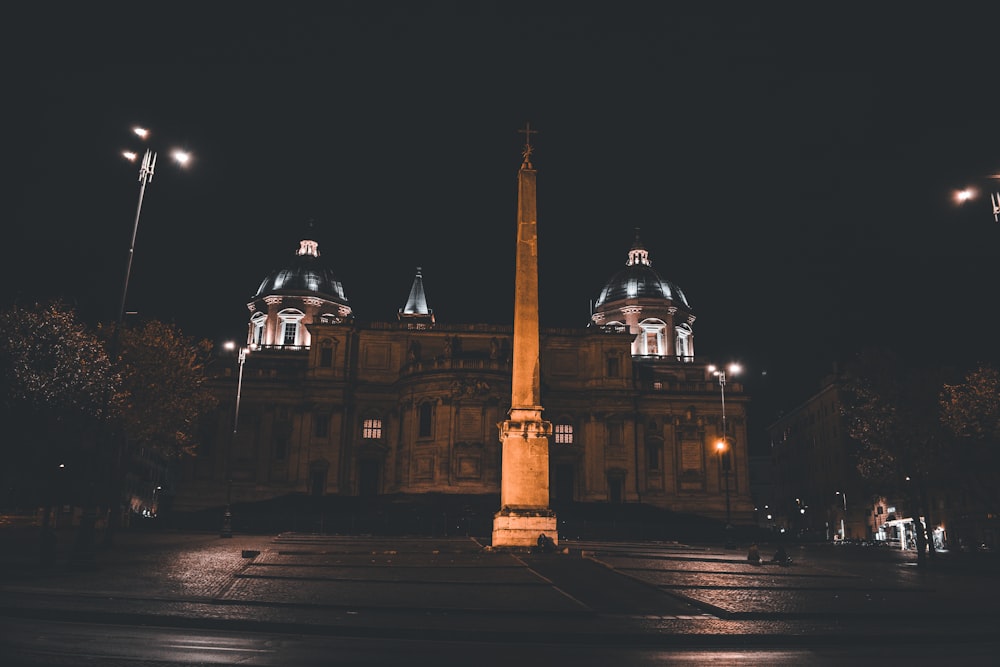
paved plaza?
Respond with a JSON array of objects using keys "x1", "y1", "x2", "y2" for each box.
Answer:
[{"x1": 1, "y1": 528, "x2": 998, "y2": 648}]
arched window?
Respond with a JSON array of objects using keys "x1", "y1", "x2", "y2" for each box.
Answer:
[
  {"x1": 675, "y1": 323, "x2": 692, "y2": 359},
  {"x1": 638, "y1": 318, "x2": 666, "y2": 356},
  {"x1": 251, "y1": 313, "x2": 266, "y2": 346},
  {"x1": 278, "y1": 308, "x2": 305, "y2": 347}
]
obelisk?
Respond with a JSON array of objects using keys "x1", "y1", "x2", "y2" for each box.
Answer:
[{"x1": 492, "y1": 124, "x2": 557, "y2": 547}]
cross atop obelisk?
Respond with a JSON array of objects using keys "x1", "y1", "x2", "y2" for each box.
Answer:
[
  {"x1": 518, "y1": 122, "x2": 537, "y2": 166},
  {"x1": 492, "y1": 125, "x2": 557, "y2": 548}
]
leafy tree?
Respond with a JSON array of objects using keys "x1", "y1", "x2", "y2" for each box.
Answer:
[
  {"x1": 0, "y1": 302, "x2": 117, "y2": 526},
  {"x1": 940, "y1": 365, "x2": 1000, "y2": 515},
  {"x1": 105, "y1": 319, "x2": 218, "y2": 458},
  {"x1": 0, "y1": 301, "x2": 117, "y2": 420}
]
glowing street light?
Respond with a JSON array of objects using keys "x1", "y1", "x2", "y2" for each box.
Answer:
[
  {"x1": 220, "y1": 341, "x2": 249, "y2": 538},
  {"x1": 118, "y1": 127, "x2": 191, "y2": 326},
  {"x1": 708, "y1": 363, "x2": 740, "y2": 532},
  {"x1": 952, "y1": 174, "x2": 1000, "y2": 223}
]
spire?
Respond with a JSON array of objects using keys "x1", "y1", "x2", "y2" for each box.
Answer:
[{"x1": 398, "y1": 267, "x2": 435, "y2": 327}]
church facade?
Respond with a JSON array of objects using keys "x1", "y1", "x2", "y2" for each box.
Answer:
[{"x1": 174, "y1": 173, "x2": 753, "y2": 525}]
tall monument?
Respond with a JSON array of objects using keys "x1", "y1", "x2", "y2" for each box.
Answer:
[{"x1": 492, "y1": 124, "x2": 558, "y2": 547}]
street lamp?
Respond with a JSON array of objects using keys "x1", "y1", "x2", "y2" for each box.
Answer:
[
  {"x1": 836, "y1": 490, "x2": 847, "y2": 541},
  {"x1": 119, "y1": 127, "x2": 191, "y2": 326},
  {"x1": 708, "y1": 363, "x2": 740, "y2": 530},
  {"x1": 952, "y1": 176, "x2": 1000, "y2": 223},
  {"x1": 220, "y1": 341, "x2": 248, "y2": 538}
]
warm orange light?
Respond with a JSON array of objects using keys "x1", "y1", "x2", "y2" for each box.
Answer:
[
  {"x1": 171, "y1": 149, "x2": 191, "y2": 165},
  {"x1": 133, "y1": 127, "x2": 149, "y2": 139},
  {"x1": 716, "y1": 439, "x2": 726, "y2": 452},
  {"x1": 123, "y1": 151, "x2": 138, "y2": 162}
]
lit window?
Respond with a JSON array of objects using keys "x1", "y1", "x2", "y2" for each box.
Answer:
[
  {"x1": 278, "y1": 309, "x2": 305, "y2": 347},
  {"x1": 252, "y1": 315, "x2": 266, "y2": 345},
  {"x1": 283, "y1": 321, "x2": 297, "y2": 346},
  {"x1": 554, "y1": 423, "x2": 574, "y2": 444},
  {"x1": 639, "y1": 320, "x2": 666, "y2": 356},
  {"x1": 362, "y1": 418, "x2": 382, "y2": 440}
]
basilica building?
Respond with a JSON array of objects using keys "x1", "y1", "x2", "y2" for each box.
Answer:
[{"x1": 174, "y1": 177, "x2": 753, "y2": 525}]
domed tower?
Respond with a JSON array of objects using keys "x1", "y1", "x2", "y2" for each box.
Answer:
[
  {"x1": 590, "y1": 229, "x2": 696, "y2": 360},
  {"x1": 247, "y1": 235, "x2": 352, "y2": 348}
]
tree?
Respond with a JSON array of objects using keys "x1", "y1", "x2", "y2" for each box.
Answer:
[
  {"x1": 96, "y1": 319, "x2": 218, "y2": 541},
  {"x1": 840, "y1": 349, "x2": 954, "y2": 562},
  {"x1": 107, "y1": 319, "x2": 218, "y2": 459},
  {"x1": 940, "y1": 365, "x2": 1000, "y2": 517},
  {"x1": 0, "y1": 302, "x2": 117, "y2": 532}
]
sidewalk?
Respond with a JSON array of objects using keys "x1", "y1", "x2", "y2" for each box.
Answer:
[{"x1": 1, "y1": 527, "x2": 998, "y2": 647}]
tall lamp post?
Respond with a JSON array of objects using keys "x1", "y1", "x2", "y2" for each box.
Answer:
[
  {"x1": 708, "y1": 363, "x2": 740, "y2": 538},
  {"x1": 221, "y1": 342, "x2": 248, "y2": 538},
  {"x1": 93, "y1": 129, "x2": 190, "y2": 552},
  {"x1": 119, "y1": 127, "x2": 191, "y2": 326}
]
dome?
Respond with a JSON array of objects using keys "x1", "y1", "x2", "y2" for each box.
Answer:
[
  {"x1": 593, "y1": 233, "x2": 690, "y2": 310},
  {"x1": 254, "y1": 239, "x2": 349, "y2": 305}
]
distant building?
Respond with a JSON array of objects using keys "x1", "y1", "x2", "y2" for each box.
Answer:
[
  {"x1": 766, "y1": 375, "x2": 866, "y2": 540},
  {"x1": 174, "y1": 164, "x2": 753, "y2": 526}
]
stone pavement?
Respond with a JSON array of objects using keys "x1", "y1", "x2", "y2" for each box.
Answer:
[{"x1": 1, "y1": 527, "x2": 998, "y2": 647}]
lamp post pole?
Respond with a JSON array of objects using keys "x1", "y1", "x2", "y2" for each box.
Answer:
[
  {"x1": 119, "y1": 147, "x2": 155, "y2": 327},
  {"x1": 837, "y1": 490, "x2": 847, "y2": 540},
  {"x1": 709, "y1": 363, "x2": 740, "y2": 532},
  {"x1": 221, "y1": 344, "x2": 247, "y2": 538},
  {"x1": 119, "y1": 128, "x2": 190, "y2": 325},
  {"x1": 716, "y1": 439, "x2": 731, "y2": 528}
]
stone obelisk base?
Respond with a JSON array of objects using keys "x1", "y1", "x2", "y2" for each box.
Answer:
[{"x1": 492, "y1": 507, "x2": 558, "y2": 548}]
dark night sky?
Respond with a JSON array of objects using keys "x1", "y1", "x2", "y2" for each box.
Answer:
[{"x1": 6, "y1": 2, "x2": 1000, "y2": 431}]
